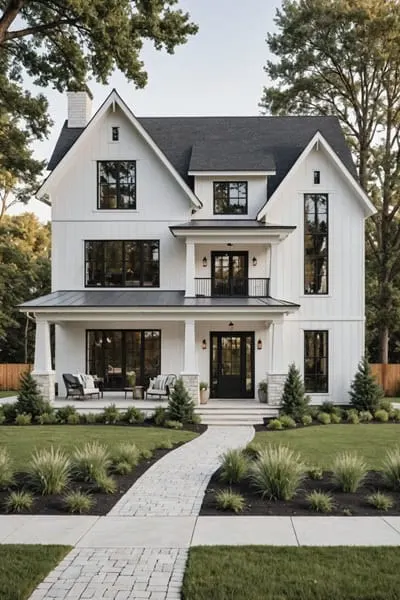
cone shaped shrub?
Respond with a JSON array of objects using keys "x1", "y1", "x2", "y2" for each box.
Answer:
[
  {"x1": 280, "y1": 363, "x2": 310, "y2": 420},
  {"x1": 349, "y1": 357, "x2": 384, "y2": 412},
  {"x1": 16, "y1": 371, "x2": 47, "y2": 418},
  {"x1": 167, "y1": 378, "x2": 195, "y2": 423}
]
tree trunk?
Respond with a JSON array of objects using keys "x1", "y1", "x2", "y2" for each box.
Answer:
[
  {"x1": 378, "y1": 325, "x2": 389, "y2": 364},
  {"x1": 0, "y1": 0, "x2": 25, "y2": 44}
]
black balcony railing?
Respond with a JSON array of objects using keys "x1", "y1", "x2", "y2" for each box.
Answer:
[{"x1": 195, "y1": 278, "x2": 270, "y2": 298}]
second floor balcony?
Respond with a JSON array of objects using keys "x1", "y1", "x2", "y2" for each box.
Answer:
[{"x1": 195, "y1": 277, "x2": 270, "y2": 298}]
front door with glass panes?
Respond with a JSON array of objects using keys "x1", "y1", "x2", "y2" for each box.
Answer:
[
  {"x1": 211, "y1": 252, "x2": 248, "y2": 296},
  {"x1": 210, "y1": 333, "x2": 254, "y2": 398}
]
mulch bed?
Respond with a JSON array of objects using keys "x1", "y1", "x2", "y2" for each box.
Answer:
[
  {"x1": 253, "y1": 421, "x2": 400, "y2": 432},
  {"x1": 201, "y1": 468, "x2": 400, "y2": 516}
]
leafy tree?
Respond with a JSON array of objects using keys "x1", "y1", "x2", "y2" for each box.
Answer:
[
  {"x1": 0, "y1": 213, "x2": 51, "y2": 363},
  {"x1": 15, "y1": 370, "x2": 48, "y2": 418},
  {"x1": 260, "y1": 0, "x2": 400, "y2": 363},
  {"x1": 167, "y1": 378, "x2": 195, "y2": 423},
  {"x1": 280, "y1": 363, "x2": 310, "y2": 420},
  {"x1": 349, "y1": 356, "x2": 384, "y2": 412}
]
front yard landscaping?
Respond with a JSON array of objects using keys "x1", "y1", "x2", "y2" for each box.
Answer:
[
  {"x1": 0, "y1": 391, "x2": 15, "y2": 399},
  {"x1": 0, "y1": 545, "x2": 71, "y2": 600},
  {"x1": 182, "y1": 546, "x2": 400, "y2": 600}
]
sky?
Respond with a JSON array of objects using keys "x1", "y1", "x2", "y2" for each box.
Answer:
[{"x1": 10, "y1": 0, "x2": 282, "y2": 222}]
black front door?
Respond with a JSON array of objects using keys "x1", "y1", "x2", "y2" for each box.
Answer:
[
  {"x1": 211, "y1": 251, "x2": 248, "y2": 296},
  {"x1": 210, "y1": 332, "x2": 254, "y2": 398}
]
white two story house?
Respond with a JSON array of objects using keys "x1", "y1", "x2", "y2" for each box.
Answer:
[{"x1": 21, "y1": 90, "x2": 375, "y2": 405}]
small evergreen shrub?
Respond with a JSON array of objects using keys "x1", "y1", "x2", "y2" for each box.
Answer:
[
  {"x1": 111, "y1": 443, "x2": 140, "y2": 468},
  {"x1": 346, "y1": 409, "x2": 360, "y2": 424},
  {"x1": 15, "y1": 413, "x2": 32, "y2": 425},
  {"x1": 56, "y1": 405, "x2": 78, "y2": 424},
  {"x1": 359, "y1": 410, "x2": 373, "y2": 423},
  {"x1": 308, "y1": 406, "x2": 319, "y2": 420},
  {"x1": 249, "y1": 445, "x2": 305, "y2": 500},
  {"x1": 64, "y1": 491, "x2": 94, "y2": 514},
  {"x1": 188, "y1": 413, "x2": 202, "y2": 425},
  {"x1": 382, "y1": 447, "x2": 400, "y2": 489},
  {"x1": 267, "y1": 419, "x2": 283, "y2": 430},
  {"x1": 67, "y1": 413, "x2": 81, "y2": 425},
  {"x1": 280, "y1": 363, "x2": 310, "y2": 420},
  {"x1": 123, "y1": 406, "x2": 145, "y2": 424},
  {"x1": 349, "y1": 356, "x2": 384, "y2": 412},
  {"x1": 80, "y1": 413, "x2": 97, "y2": 424},
  {"x1": 5, "y1": 491, "x2": 34, "y2": 513},
  {"x1": 332, "y1": 452, "x2": 367, "y2": 493},
  {"x1": 219, "y1": 449, "x2": 249, "y2": 484},
  {"x1": 317, "y1": 412, "x2": 331, "y2": 425},
  {"x1": 320, "y1": 401, "x2": 335, "y2": 414},
  {"x1": 280, "y1": 415, "x2": 296, "y2": 429},
  {"x1": 215, "y1": 489, "x2": 245, "y2": 513},
  {"x1": 379, "y1": 399, "x2": 393, "y2": 413},
  {"x1": 243, "y1": 442, "x2": 262, "y2": 459},
  {"x1": 36, "y1": 412, "x2": 58, "y2": 425},
  {"x1": 0, "y1": 448, "x2": 14, "y2": 488},
  {"x1": 167, "y1": 379, "x2": 195, "y2": 423},
  {"x1": 301, "y1": 414, "x2": 313, "y2": 426},
  {"x1": 101, "y1": 404, "x2": 120, "y2": 424},
  {"x1": 331, "y1": 412, "x2": 342, "y2": 424},
  {"x1": 307, "y1": 490, "x2": 334, "y2": 513},
  {"x1": 164, "y1": 420, "x2": 183, "y2": 430},
  {"x1": 15, "y1": 371, "x2": 47, "y2": 418},
  {"x1": 95, "y1": 474, "x2": 117, "y2": 494},
  {"x1": 29, "y1": 447, "x2": 71, "y2": 495},
  {"x1": 375, "y1": 409, "x2": 389, "y2": 422},
  {"x1": 72, "y1": 442, "x2": 110, "y2": 482},
  {"x1": 392, "y1": 409, "x2": 400, "y2": 423},
  {"x1": 1, "y1": 403, "x2": 17, "y2": 424},
  {"x1": 367, "y1": 491, "x2": 394, "y2": 512},
  {"x1": 153, "y1": 406, "x2": 168, "y2": 427},
  {"x1": 307, "y1": 466, "x2": 323, "y2": 480}
]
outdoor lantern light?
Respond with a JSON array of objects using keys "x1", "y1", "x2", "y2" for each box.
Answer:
[
  {"x1": 252, "y1": 256, "x2": 257, "y2": 267},
  {"x1": 202, "y1": 339, "x2": 207, "y2": 350},
  {"x1": 202, "y1": 256, "x2": 207, "y2": 267},
  {"x1": 257, "y1": 339, "x2": 263, "y2": 350},
  {"x1": 228, "y1": 321, "x2": 234, "y2": 330}
]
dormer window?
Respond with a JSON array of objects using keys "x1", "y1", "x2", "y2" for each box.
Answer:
[
  {"x1": 97, "y1": 161, "x2": 136, "y2": 209},
  {"x1": 112, "y1": 126, "x2": 119, "y2": 141},
  {"x1": 213, "y1": 182, "x2": 248, "y2": 215}
]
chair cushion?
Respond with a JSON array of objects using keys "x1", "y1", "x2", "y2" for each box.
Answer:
[
  {"x1": 82, "y1": 374, "x2": 95, "y2": 389},
  {"x1": 83, "y1": 388, "x2": 98, "y2": 395},
  {"x1": 73, "y1": 373, "x2": 84, "y2": 386}
]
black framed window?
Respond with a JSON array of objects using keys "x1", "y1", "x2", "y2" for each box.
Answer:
[
  {"x1": 85, "y1": 240, "x2": 159, "y2": 287},
  {"x1": 97, "y1": 161, "x2": 136, "y2": 209},
  {"x1": 304, "y1": 193, "x2": 328, "y2": 294},
  {"x1": 213, "y1": 182, "x2": 248, "y2": 214},
  {"x1": 304, "y1": 330, "x2": 328, "y2": 393}
]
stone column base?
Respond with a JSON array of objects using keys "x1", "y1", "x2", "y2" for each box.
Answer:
[
  {"x1": 180, "y1": 373, "x2": 200, "y2": 406},
  {"x1": 32, "y1": 371, "x2": 56, "y2": 402},
  {"x1": 266, "y1": 373, "x2": 286, "y2": 406}
]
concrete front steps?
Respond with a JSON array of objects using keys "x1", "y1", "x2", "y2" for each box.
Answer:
[{"x1": 195, "y1": 404, "x2": 278, "y2": 426}]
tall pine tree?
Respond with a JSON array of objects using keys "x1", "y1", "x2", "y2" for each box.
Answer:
[
  {"x1": 16, "y1": 371, "x2": 47, "y2": 418},
  {"x1": 349, "y1": 357, "x2": 384, "y2": 412},
  {"x1": 281, "y1": 363, "x2": 310, "y2": 420}
]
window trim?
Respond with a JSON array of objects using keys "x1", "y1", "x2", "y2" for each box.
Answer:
[
  {"x1": 213, "y1": 181, "x2": 248, "y2": 215},
  {"x1": 304, "y1": 192, "x2": 329, "y2": 295},
  {"x1": 84, "y1": 239, "x2": 160, "y2": 288},
  {"x1": 97, "y1": 160, "x2": 136, "y2": 210},
  {"x1": 304, "y1": 330, "x2": 329, "y2": 394}
]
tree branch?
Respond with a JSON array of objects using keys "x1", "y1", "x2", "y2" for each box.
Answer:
[{"x1": 4, "y1": 18, "x2": 78, "y2": 42}]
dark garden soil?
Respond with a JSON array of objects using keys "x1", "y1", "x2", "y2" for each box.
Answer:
[
  {"x1": 0, "y1": 442, "x2": 186, "y2": 516},
  {"x1": 201, "y1": 468, "x2": 400, "y2": 517},
  {"x1": 253, "y1": 421, "x2": 400, "y2": 432}
]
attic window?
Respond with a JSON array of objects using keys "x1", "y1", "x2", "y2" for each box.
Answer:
[
  {"x1": 112, "y1": 126, "x2": 119, "y2": 142},
  {"x1": 313, "y1": 170, "x2": 321, "y2": 184}
]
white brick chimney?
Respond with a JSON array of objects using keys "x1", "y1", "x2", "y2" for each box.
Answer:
[{"x1": 67, "y1": 91, "x2": 92, "y2": 128}]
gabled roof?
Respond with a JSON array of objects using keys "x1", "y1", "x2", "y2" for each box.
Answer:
[{"x1": 47, "y1": 111, "x2": 357, "y2": 197}]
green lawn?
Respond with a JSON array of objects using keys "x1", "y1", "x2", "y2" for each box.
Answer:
[
  {"x1": 0, "y1": 426, "x2": 197, "y2": 470},
  {"x1": 0, "y1": 391, "x2": 16, "y2": 399},
  {"x1": 0, "y1": 545, "x2": 71, "y2": 600},
  {"x1": 254, "y1": 424, "x2": 400, "y2": 468},
  {"x1": 183, "y1": 546, "x2": 400, "y2": 600}
]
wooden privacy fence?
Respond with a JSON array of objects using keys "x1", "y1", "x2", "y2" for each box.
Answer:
[
  {"x1": 0, "y1": 364, "x2": 32, "y2": 391},
  {"x1": 371, "y1": 364, "x2": 400, "y2": 397}
]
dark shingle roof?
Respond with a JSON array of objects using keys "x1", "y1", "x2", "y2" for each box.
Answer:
[
  {"x1": 47, "y1": 115, "x2": 357, "y2": 195},
  {"x1": 19, "y1": 290, "x2": 299, "y2": 309},
  {"x1": 170, "y1": 219, "x2": 295, "y2": 230}
]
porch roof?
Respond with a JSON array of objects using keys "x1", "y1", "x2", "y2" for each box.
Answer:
[{"x1": 169, "y1": 220, "x2": 296, "y2": 242}]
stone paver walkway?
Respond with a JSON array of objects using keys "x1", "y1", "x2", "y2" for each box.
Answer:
[{"x1": 27, "y1": 426, "x2": 254, "y2": 600}]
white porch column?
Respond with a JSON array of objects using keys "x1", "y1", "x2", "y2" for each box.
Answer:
[
  {"x1": 32, "y1": 318, "x2": 55, "y2": 402},
  {"x1": 185, "y1": 241, "x2": 196, "y2": 297},
  {"x1": 180, "y1": 318, "x2": 200, "y2": 405},
  {"x1": 267, "y1": 319, "x2": 286, "y2": 406},
  {"x1": 269, "y1": 242, "x2": 279, "y2": 298}
]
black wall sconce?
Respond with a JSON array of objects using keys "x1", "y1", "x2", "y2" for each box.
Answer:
[
  {"x1": 201, "y1": 339, "x2": 207, "y2": 350},
  {"x1": 202, "y1": 256, "x2": 207, "y2": 267},
  {"x1": 228, "y1": 321, "x2": 234, "y2": 330},
  {"x1": 257, "y1": 339, "x2": 263, "y2": 350},
  {"x1": 252, "y1": 256, "x2": 257, "y2": 267}
]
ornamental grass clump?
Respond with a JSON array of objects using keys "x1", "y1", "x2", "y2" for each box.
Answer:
[
  {"x1": 64, "y1": 491, "x2": 94, "y2": 514},
  {"x1": 382, "y1": 447, "x2": 400, "y2": 490},
  {"x1": 0, "y1": 448, "x2": 14, "y2": 489},
  {"x1": 123, "y1": 406, "x2": 145, "y2": 424},
  {"x1": 249, "y1": 445, "x2": 305, "y2": 501},
  {"x1": 280, "y1": 414, "x2": 296, "y2": 429},
  {"x1": 243, "y1": 441, "x2": 262, "y2": 459},
  {"x1": 374, "y1": 409, "x2": 389, "y2": 423},
  {"x1": 94, "y1": 473, "x2": 117, "y2": 494},
  {"x1": 215, "y1": 489, "x2": 245, "y2": 514},
  {"x1": 332, "y1": 452, "x2": 367, "y2": 493},
  {"x1": 317, "y1": 412, "x2": 331, "y2": 425},
  {"x1": 330, "y1": 412, "x2": 342, "y2": 424},
  {"x1": 219, "y1": 449, "x2": 249, "y2": 484},
  {"x1": 367, "y1": 491, "x2": 394, "y2": 512},
  {"x1": 72, "y1": 442, "x2": 111, "y2": 482},
  {"x1": 111, "y1": 442, "x2": 140, "y2": 470},
  {"x1": 267, "y1": 419, "x2": 282, "y2": 430},
  {"x1": 346, "y1": 409, "x2": 360, "y2": 424},
  {"x1": 301, "y1": 414, "x2": 313, "y2": 426},
  {"x1": 306, "y1": 490, "x2": 334, "y2": 513},
  {"x1": 28, "y1": 447, "x2": 71, "y2": 495},
  {"x1": 359, "y1": 410, "x2": 373, "y2": 423},
  {"x1": 5, "y1": 491, "x2": 34, "y2": 513},
  {"x1": 307, "y1": 466, "x2": 323, "y2": 480}
]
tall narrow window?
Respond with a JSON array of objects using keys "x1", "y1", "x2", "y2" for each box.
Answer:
[
  {"x1": 111, "y1": 126, "x2": 119, "y2": 141},
  {"x1": 304, "y1": 193, "x2": 328, "y2": 294},
  {"x1": 214, "y1": 182, "x2": 248, "y2": 214},
  {"x1": 98, "y1": 161, "x2": 136, "y2": 209},
  {"x1": 304, "y1": 331, "x2": 329, "y2": 393}
]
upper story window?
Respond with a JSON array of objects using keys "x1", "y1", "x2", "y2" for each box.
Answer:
[
  {"x1": 213, "y1": 181, "x2": 248, "y2": 215},
  {"x1": 111, "y1": 127, "x2": 119, "y2": 141},
  {"x1": 85, "y1": 240, "x2": 159, "y2": 287},
  {"x1": 97, "y1": 161, "x2": 136, "y2": 210},
  {"x1": 313, "y1": 170, "x2": 320, "y2": 184},
  {"x1": 304, "y1": 330, "x2": 329, "y2": 393},
  {"x1": 304, "y1": 193, "x2": 328, "y2": 294}
]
